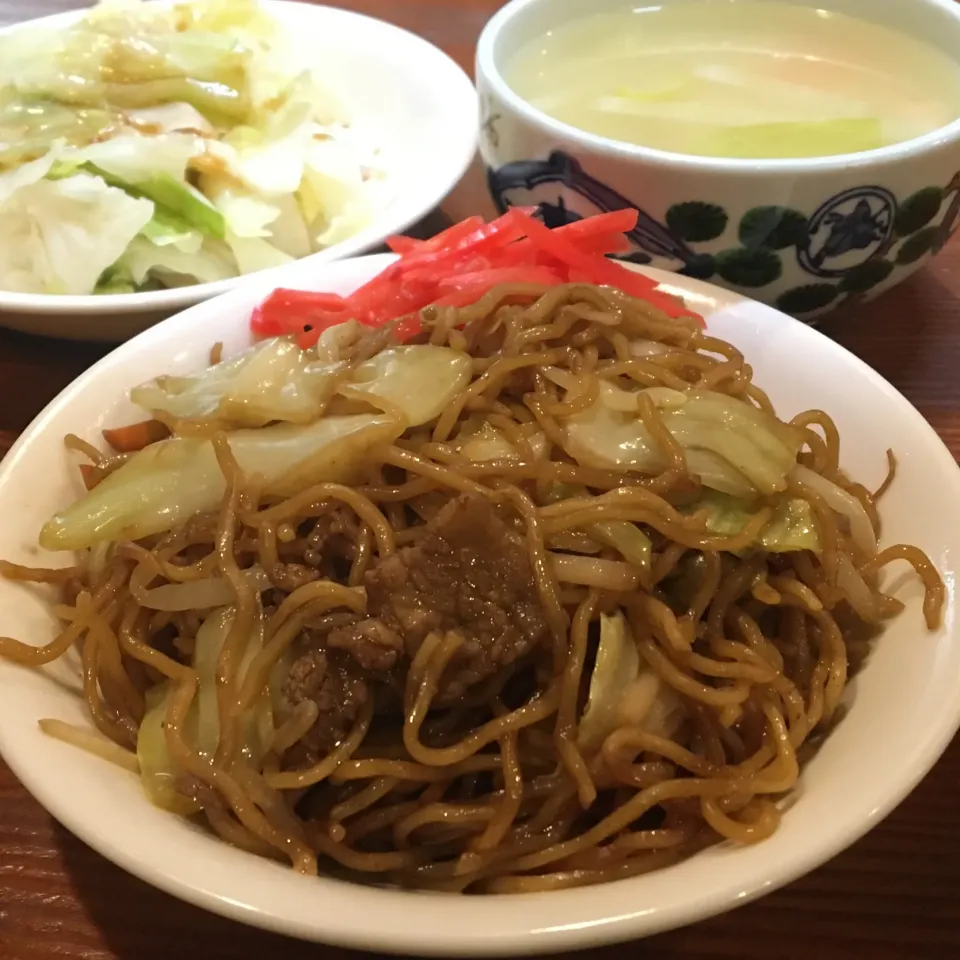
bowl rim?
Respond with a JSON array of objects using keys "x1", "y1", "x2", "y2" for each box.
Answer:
[
  {"x1": 476, "y1": 0, "x2": 960, "y2": 176},
  {"x1": 0, "y1": 0, "x2": 478, "y2": 316},
  {"x1": 2, "y1": 255, "x2": 960, "y2": 954}
]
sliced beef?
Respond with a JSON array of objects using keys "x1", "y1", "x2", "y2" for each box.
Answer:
[
  {"x1": 302, "y1": 511, "x2": 356, "y2": 576},
  {"x1": 275, "y1": 494, "x2": 549, "y2": 752},
  {"x1": 328, "y1": 617, "x2": 404, "y2": 672},
  {"x1": 280, "y1": 648, "x2": 368, "y2": 753},
  {"x1": 358, "y1": 493, "x2": 549, "y2": 701}
]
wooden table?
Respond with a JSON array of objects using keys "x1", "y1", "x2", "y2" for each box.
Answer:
[{"x1": 2, "y1": 1, "x2": 960, "y2": 957}]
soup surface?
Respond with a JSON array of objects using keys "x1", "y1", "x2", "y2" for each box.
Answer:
[{"x1": 506, "y1": 0, "x2": 960, "y2": 158}]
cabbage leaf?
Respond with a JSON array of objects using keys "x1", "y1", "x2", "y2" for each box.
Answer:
[
  {"x1": 0, "y1": 170, "x2": 153, "y2": 295},
  {"x1": 41, "y1": 413, "x2": 403, "y2": 550},
  {"x1": 685, "y1": 490, "x2": 820, "y2": 553},
  {"x1": 137, "y1": 683, "x2": 201, "y2": 816},
  {"x1": 345, "y1": 346, "x2": 473, "y2": 427},
  {"x1": 118, "y1": 236, "x2": 237, "y2": 287},
  {"x1": 563, "y1": 382, "x2": 805, "y2": 497},
  {"x1": 131, "y1": 336, "x2": 346, "y2": 427},
  {"x1": 137, "y1": 600, "x2": 273, "y2": 816},
  {"x1": 578, "y1": 611, "x2": 683, "y2": 753},
  {"x1": 130, "y1": 340, "x2": 472, "y2": 430},
  {"x1": 192, "y1": 604, "x2": 272, "y2": 765}
]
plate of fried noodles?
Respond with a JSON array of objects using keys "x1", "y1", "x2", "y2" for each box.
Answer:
[{"x1": 1, "y1": 211, "x2": 959, "y2": 954}]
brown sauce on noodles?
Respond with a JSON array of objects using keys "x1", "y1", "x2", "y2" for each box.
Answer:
[{"x1": 0, "y1": 281, "x2": 945, "y2": 893}]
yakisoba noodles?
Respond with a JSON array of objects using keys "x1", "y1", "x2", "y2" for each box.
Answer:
[{"x1": 0, "y1": 280, "x2": 944, "y2": 893}]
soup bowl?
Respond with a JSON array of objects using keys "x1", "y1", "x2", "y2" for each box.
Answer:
[{"x1": 476, "y1": 0, "x2": 960, "y2": 321}]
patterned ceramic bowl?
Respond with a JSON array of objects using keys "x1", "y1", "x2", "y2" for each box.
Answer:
[{"x1": 476, "y1": 0, "x2": 960, "y2": 321}]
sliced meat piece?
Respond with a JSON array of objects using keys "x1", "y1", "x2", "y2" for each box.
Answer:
[
  {"x1": 280, "y1": 648, "x2": 368, "y2": 753},
  {"x1": 302, "y1": 510, "x2": 356, "y2": 574},
  {"x1": 328, "y1": 617, "x2": 404, "y2": 672},
  {"x1": 360, "y1": 493, "x2": 549, "y2": 701}
]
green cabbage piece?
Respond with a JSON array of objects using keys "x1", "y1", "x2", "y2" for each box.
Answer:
[
  {"x1": 78, "y1": 164, "x2": 225, "y2": 239},
  {"x1": 544, "y1": 483, "x2": 652, "y2": 575},
  {"x1": 130, "y1": 337, "x2": 346, "y2": 427},
  {"x1": 118, "y1": 236, "x2": 238, "y2": 287},
  {"x1": 578, "y1": 611, "x2": 683, "y2": 753},
  {"x1": 563, "y1": 383, "x2": 806, "y2": 497},
  {"x1": 49, "y1": 133, "x2": 225, "y2": 237},
  {"x1": 192, "y1": 605, "x2": 272, "y2": 765},
  {"x1": 0, "y1": 100, "x2": 117, "y2": 171},
  {"x1": 590, "y1": 520, "x2": 653, "y2": 572},
  {"x1": 0, "y1": 0, "x2": 283, "y2": 126},
  {"x1": 345, "y1": 346, "x2": 473, "y2": 428},
  {"x1": 136, "y1": 602, "x2": 273, "y2": 815},
  {"x1": 94, "y1": 264, "x2": 138, "y2": 295},
  {"x1": 40, "y1": 413, "x2": 403, "y2": 550},
  {"x1": 715, "y1": 119, "x2": 883, "y2": 160},
  {"x1": 130, "y1": 341, "x2": 472, "y2": 431},
  {"x1": 140, "y1": 209, "x2": 203, "y2": 252},
  {"x1": 0, "y1": 1, "x2": 378, "y2": 292},
  {"x1": 686, "y1": 490, "x2": 820, "y2": 553},
  {"x1": 0, "y1": 161, "x2": 154, "y2": 295},
  {"x1": 137, "y1": 683, "x2": 202, "y2": 816}
]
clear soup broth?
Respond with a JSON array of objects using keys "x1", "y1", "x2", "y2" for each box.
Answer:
[{"x1": 506, "y1": 0, "x2": 960, "y2": 159}]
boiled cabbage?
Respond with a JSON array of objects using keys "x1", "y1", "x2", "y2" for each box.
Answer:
[
  {"x1": 192, "y1": 605, "x2": 272, "y2": 765},
  {"x1": 56, "y1": 150, "x2": 226, "y2": 239},
  {"x1": 123, "y1": 102, "x2": 216, "y2": 137},
  {"x1": 0, "y1": 0, "x2": 384, "y2": 294},
  {"x1": 300, "y1": 134, "x2": 381, "y2": 248},
  {"x1": 140, "y1": 211, "x2": 204, "y2": 254},
  {"x1": 0, "y1": 170, "x2": 153, "y2": 295},
  {"x1": 137, "y1": 683, "x2": 202, "y2": 816},
  {"x1": 136, "y1": 601, "x2": 273, "y2": 815},
  {"x1": 131, "y1": 337, "x2": 346, "y2": 427},
  {"x1": 62, "y1": 133, "x2": 200, "y2": 185},
  {"x1": 686, "y1": 490, "x2": 820, "y2": 553},
  {"x1": 209, "y1": 186, "x2": 281, "y2": 239},
  {"x1": 218, "y1": 92, "x2": 315, "y2": 196},
  {"x1": 0, "y1": 101, "x2": 115, "y2": 171},
  {"x1": 791, "y1": 464, "x2": 876, "y2": 557},
  {"x1": 118, "y1": 236, "x2": 237, "y2": 287},
  {"x1": 224, "y1": 231, "x2": 293, "y2": 275},
  {"x1": 578, "y1": 611, "x2": 682, "y2": 753},
  {"x1": 94, "y1": 265, "x2": 139, "y2": 295},
  {"x1": 345, "y1": 346, "x2": 473, "y2": 427},
  {"x1": 0, "y1": 0, "x2": 281, "y2": 125},
  {"x1": 563, "y1": 382, "x2": 805, "y2": 497},
  {"x1": 264, "y1": 194, "x2": 313, "y2": 259},
  {"x1": 40, "y1": 413, "x2": 403, "y2": 550}
]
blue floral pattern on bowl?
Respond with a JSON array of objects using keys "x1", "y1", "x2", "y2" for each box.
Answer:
[{"x1": 487, "y1": 150, "x2": 960, "y2": 319}]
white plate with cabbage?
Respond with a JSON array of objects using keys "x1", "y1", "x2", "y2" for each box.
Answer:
[{"x1": 0, "y1": 0, "x2": 477, "y2": 340}]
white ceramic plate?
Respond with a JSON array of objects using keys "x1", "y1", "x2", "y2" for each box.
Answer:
[
  {"x1": 1, "y1": 258, "x2": 959, "y2": 955},
  {"x1": 0, "y1": 2, "x2": 477, "y2": 342}
]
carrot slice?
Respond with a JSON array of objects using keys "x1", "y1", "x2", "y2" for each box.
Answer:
[
  {"x1": 78, "y1": 463, "x2": 99, "y2": 490},
  {"x1": 102, "y1": 419, "x2": 171, "y2": 453}
]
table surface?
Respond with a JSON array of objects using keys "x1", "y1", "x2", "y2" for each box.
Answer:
[{"x1": 1, "y1": 1, "x2": 960, "y2": 958}]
